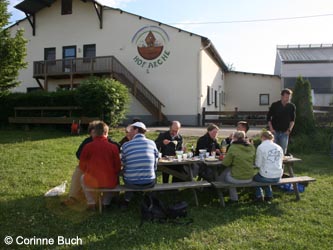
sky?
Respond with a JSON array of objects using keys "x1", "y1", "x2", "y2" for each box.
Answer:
[{"x1": 7, "y1": 0, "x2": 333, "y2": 75}]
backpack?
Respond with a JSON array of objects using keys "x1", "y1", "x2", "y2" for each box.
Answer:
[{"x1": 140, "y1": 194, "x2": 191, "y2": 226}]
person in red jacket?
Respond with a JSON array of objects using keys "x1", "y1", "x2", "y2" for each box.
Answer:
[{"x1": 80, "y1": 121, "x2": 121, "y2": 210}]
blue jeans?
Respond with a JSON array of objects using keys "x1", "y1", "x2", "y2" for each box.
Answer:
[
  {"x1": 253, "y1": 173, "x2": 280, "y2": 198},
  {"x1": 274, "y1": 131, "x2": 289, "y2": 154}
]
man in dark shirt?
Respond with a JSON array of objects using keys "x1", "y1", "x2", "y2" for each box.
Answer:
[
  {"x1": 267, "y1": 88, "x2": 296, "y2": 154},
  {"x1": 155, "y1": 121, "x2": 183, "y2": 183}
]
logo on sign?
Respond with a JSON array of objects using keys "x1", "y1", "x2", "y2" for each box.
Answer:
[{"x1": 132, "y1": 26, "x2": 170, "y2": 71}]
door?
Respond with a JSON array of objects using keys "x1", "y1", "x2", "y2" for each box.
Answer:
[{"x1": 63, "y1": 46, "x2": 76, "y2": 72}]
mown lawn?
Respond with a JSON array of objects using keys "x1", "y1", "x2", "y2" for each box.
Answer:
[{"x1": 0, "y1": 127, "x2": 332, "y2": 250}]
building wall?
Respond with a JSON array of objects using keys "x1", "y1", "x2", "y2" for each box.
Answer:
[
  {"x1": 10, "y1": 0, "x2": 222, "y2": 125},
  {"x1": 280, "y1": 63, "x2": 333, "y2": 77},
  {"x1": 225, "y1": 72, "x2": 281, "y2": 111},
  {"x1": 200, "y1": 49, "x2": 225, "y2": 113}
]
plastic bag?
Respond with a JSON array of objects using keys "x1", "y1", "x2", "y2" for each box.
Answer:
[{"x1": 44, "y1": 181, "x2": 67, "y2": 197}]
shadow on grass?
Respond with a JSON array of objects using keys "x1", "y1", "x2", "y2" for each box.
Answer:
[{"x1": 0, "y1": 188, "x2": 289, "y2": 250}]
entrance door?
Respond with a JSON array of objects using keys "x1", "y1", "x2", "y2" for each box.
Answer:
[{"x1": 63, "y1": 46, "x2": 76, "y2": 72}]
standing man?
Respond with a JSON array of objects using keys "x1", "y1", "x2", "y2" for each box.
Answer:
[
  {"x1": 267, "y1": 88, "x2": 296, "y2": 154},
  {"x1": 121, "y1": 122, "x2": 158, "y2": 208},
  {"x1": 155, "y1": 121, "x2": 183, "y2": 183},
  {"x1": 79, "y1": 121, "x2": 121, "y2": 211}
]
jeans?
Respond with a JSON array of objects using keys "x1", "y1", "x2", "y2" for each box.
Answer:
[
  {"x1": 253, "y1": 173, "x2": 280, "y2": 198},
  {"x1": 274, "y1": 131, "x2": 289, "y2": 154},
  {"x1": 219, "y1": 168, "x2": 252, "y2": 201},
  {"x1": 123, "y1": 181, "x2": 155, "y2": 201}
]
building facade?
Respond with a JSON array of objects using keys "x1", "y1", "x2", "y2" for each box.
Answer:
[{"x1": 275, "y1": 44, "x2": 333, "y2": 107}]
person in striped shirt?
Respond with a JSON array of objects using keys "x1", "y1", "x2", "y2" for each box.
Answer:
[{"x1": 121, "y1": 122, "x2": 158, "y2": 208}]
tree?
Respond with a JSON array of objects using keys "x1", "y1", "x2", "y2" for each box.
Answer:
[
  {"x1": 291, "y1": 76, "x2": 315, "y2": 135},
  {"x1": 76, "y1": 77, "x2": 130, "y2": 126},
  {"x1": 0, "y1": 0, "x2": 27, "y2": 96}
]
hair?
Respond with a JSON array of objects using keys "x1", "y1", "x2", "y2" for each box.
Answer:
[
  {"x1": 281, "y1": 88, "x2": 293, "y2": 96},
  {"x1": 237, "y1": 121, "x2": 249, "y2": 132},
  {"x1": 132, "y1": 118, "x2": 141, "y2": 123},
  {"x1": 94, "y1": 121, "x2": 109, "y2": 136},
  {"x1": 261, "y1": 131, "x2": 274, "y2": 140},
  {"x1": 170, "y1": 120, "x2": 181, "y2": 129},
  {"x1": 207, "y1": 123, "x2": 219, "y2": 132},
  {"x1": 87, "y1": 120, "x2": 100, "y2": 133},
  {"x1": 233, "y1": 131, "x2": 245, "y2": 140},
  {"x1": 133, "y1": 126, "x2": 146, "y2": 134}
]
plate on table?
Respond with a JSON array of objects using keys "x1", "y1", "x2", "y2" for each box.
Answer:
[
  {"x1": 187, "y1": 157, "x2": 200, "y2": 162},
  {"x1": 159, "y1": 159, "x2": 173, "y2": 163},
  {"x1": 205, "y1": 157, "x2": 219, "y2": 162}
]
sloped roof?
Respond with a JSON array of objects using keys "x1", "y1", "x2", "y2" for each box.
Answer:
[
  {"x1": 15, "y1": 0, "x2": 56, "y2": 15},
  {"x1": 277, "y1": 44, "x2": 333, "y2": 63}
]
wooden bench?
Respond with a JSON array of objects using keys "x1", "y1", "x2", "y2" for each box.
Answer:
[
  {"x1": 86, "y1": 181, "x2": 212, "y2": 213},
  {"x1": 211, "y1": 176, "x2": 316, "y2": 207},
  {"x1": 8, "y1": 106, "x2": 99, "y2": 125}
]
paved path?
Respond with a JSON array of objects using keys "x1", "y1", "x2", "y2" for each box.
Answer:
[{"x1": 148, "y1": 126, "x2": 265, "y2": 138}]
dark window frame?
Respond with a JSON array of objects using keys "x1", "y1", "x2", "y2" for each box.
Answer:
[
  {"x1": 259, "y1": 94, "x2": 270, "y2": 105},
  {"x1": 44, "y1": 47, "x2": 56, "y2": 65},
  {"x1": 62, "y1": 0, "x2": 72, "y2": 15},
  {"x1": 83, "y1": 44, "x2": 96, "y2": 63}
]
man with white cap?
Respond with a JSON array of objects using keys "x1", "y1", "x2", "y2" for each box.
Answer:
[{"x1": 120, "y1": 122, "x2": 158, "y2": 209}]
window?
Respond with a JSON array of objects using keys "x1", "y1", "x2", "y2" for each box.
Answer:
[
  {"x1": 214, "y1": 90, "x2": 218, "y2": 108},
  {"x1": 44, "y1": 47, "x2": 56, "y2": 65},
  {"x1": 260, "y1": 94, "x2": 270, "y2": 105},
  {"x1": 83, "y1": 44, "x2": 96, "y2": 62},
  {"x1": 62, "y1": 0, "x2": 72, "y2": 15},
  {"x1": 62, "y1": 46, "x2": 76, "y2": 72},
  {"x1": 207, "y1": 86, "x2": 210, "y2": 105}
]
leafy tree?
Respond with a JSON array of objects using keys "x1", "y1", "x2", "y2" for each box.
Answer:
[
  {"x1": 291, "y1": 76, "x2": 315, "y2": 135},
  {"x1": 76, "y1": 77, "x2": 130, "y2": 126},
  {"x1": 0, "y1": 0, "x2": 27, "y2": 96}
]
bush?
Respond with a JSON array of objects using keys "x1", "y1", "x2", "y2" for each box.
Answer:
[{"x1": 76, "y1": 77, "x2": 130, "y2": 126}]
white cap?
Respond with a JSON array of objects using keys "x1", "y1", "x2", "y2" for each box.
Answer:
[{"x1": 131, "y1": 121, "x2": 147, "y2": 131}]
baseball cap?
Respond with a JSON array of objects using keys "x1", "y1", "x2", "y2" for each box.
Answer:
[{"x1": 131, "y1": 121, "x2": 147, "y2": 131}]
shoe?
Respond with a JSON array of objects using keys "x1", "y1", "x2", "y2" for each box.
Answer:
[
  {"x1": 254, "y1": 196, "x2": 264, "y2": 203},
  {"x1": 61, "y1": 197, "x2": 79, "y2": 206},
  {"x1": 86, "y1": 204, "x2": 96, "y2": 212},
  {"x1": 264, "y1": 197, "x2": 273, "y2": 203},
  {"x1": 119, "y1": 200, "x2": 130, "y2": 211}
]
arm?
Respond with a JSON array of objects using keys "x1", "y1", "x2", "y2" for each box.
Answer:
[
  {"x1": 79, "y1": 146, "x2": 89, "y2": 172},
  {"x1": 255, "y1": 146, "x2": 263, "y2": 169},
  {"x1": 155, "y1": 132, "x2": 166, "y2": 150},
  {"x1": 267, "y1": 105, "x2": 275, "y2": 133}
]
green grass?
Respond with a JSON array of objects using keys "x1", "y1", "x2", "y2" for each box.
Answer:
[{"x1": 0, "y1": 127, "x2": 333, "y2": 250}]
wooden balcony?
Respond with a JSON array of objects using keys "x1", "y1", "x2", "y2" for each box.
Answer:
[{"x1": 33, "y1": 56, "x2": 115, "y2": 79}]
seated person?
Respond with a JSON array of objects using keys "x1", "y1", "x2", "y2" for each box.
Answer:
[
  {"x1": 121, "y1": 122, "x2": 158, "y2": 209},
  {"x1": 79, "y1": 121, "x2": 121, "y2": 210},
  {"x1": 223, "y1": 121, "x2": 250, "y2": 148},
  {"x1": 253, "y1": 131, "x2": 284, "y2": 202},
  {"x1": 155, "y1": 121, "x2": 183, "y2": 183},
  {"x1": 119, "y1": 118, "x2": 141, "y2": 146},
  {"x1": 195, "y1": 123, "x2": 221, "y2": 156},
  {"x1": 218, "y1": 131, "x2": 256, "y2": 202}
]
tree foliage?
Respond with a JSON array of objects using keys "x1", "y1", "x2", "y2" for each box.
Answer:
[
  {"x1": 0, "y1": 0, "x2": 27, "y2": 96},
  {"x1": 291, "y1": 76, "x2": 315, "y2": 135},
  {"x1": 76, "y1": 77, "x2": 130, "y2": 127}
]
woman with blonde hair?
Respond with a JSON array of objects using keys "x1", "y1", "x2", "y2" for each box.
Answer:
[{"x1": 253, "y1": 131, "x2": 284, "y2": 202}]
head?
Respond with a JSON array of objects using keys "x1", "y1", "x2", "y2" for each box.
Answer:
[
  {"x1": 237, "y1": 121, "x2": 249, "y2": 133},
  {"x1": 280, "y1": 88, "x2": 293, "y2": 104},
  {"x1": 207, "y1": 123, "x2": 219, "y2": 140},
  {"x1": 87, "y1": 120, "x2": 100, "y2": 136},
  {"x1": 130, "y1": 121, "x2": 147, "y2": 135},
  {"x1": 169, "y1": 121, "x2": 181, "y2": 137},
  {"x1": 232, "y1": 131, "x2": 245, "y2": 142},
  {"x1": 93, "y1": 121, "x2": 109, "y2": 137},
  {"x1": 260, "y1": 131, "x2": 274, "y2": 142}
]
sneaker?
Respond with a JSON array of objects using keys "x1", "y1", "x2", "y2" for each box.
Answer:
[
  {"x1": 86, "y1": 204, "x2": 96, "y2": 212},
  {"x1": 264, "y1": 197, "x2": 273, "y2": 203},
  {"x1": 254, "y1": 196, "x2": 264, "y2": 203},
  {"x1": 119, "y1": 200, "x2": 130, "y2": 211},
  {"x1": 61, "y1": 197, "x2": 79, "y2": 206}
]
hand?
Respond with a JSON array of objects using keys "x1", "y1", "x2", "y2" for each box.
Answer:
[{"x1": 163, "y1": 139, "x2": 170, "y2": 145}]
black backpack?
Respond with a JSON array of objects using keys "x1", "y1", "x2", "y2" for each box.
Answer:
[{"x1": 140, "y1": 194, "x2": 191, "y2": 226}]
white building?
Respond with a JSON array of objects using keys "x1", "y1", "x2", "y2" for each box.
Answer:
[
  {"x1": 10, "y1": 0, "x2": 280, "y2": 125},
  {"x1": 275, "y1": 44, "x2": 333, "y2": 107}
]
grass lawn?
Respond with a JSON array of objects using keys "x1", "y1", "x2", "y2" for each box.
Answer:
[{"x1": 0, "y1": 127, "x2": 332, "y2": 250}]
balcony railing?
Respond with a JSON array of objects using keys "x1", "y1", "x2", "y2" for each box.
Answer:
[{"x1": 33, "y1": 56, "x2": 116, "y2": 78}]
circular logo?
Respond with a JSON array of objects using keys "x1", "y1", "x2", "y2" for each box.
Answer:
[{"x1": 132, "y1": 26, "x2": 170, "y2": 61}]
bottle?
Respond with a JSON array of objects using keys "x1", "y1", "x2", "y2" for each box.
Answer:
[
  {"x1": 211, "y1": 143, "x2": 216, "y2": 157},
  {"x1": 221, "y1": 139, "x2": 227, "y2": 154},
  {"x1": 191, "y1": 145, "x2": 195, "y2": 157}
]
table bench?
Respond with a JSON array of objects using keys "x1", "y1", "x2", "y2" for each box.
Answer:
[
  {"x1": 86, "y1": 181, "x2": 212, "y2": 213},
  {"x1": 8, "y1": 106, "x2": 99, "y2": 125},
  {"x1": 211, "y1": 176, "x2": 316, "y2": 207}
]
